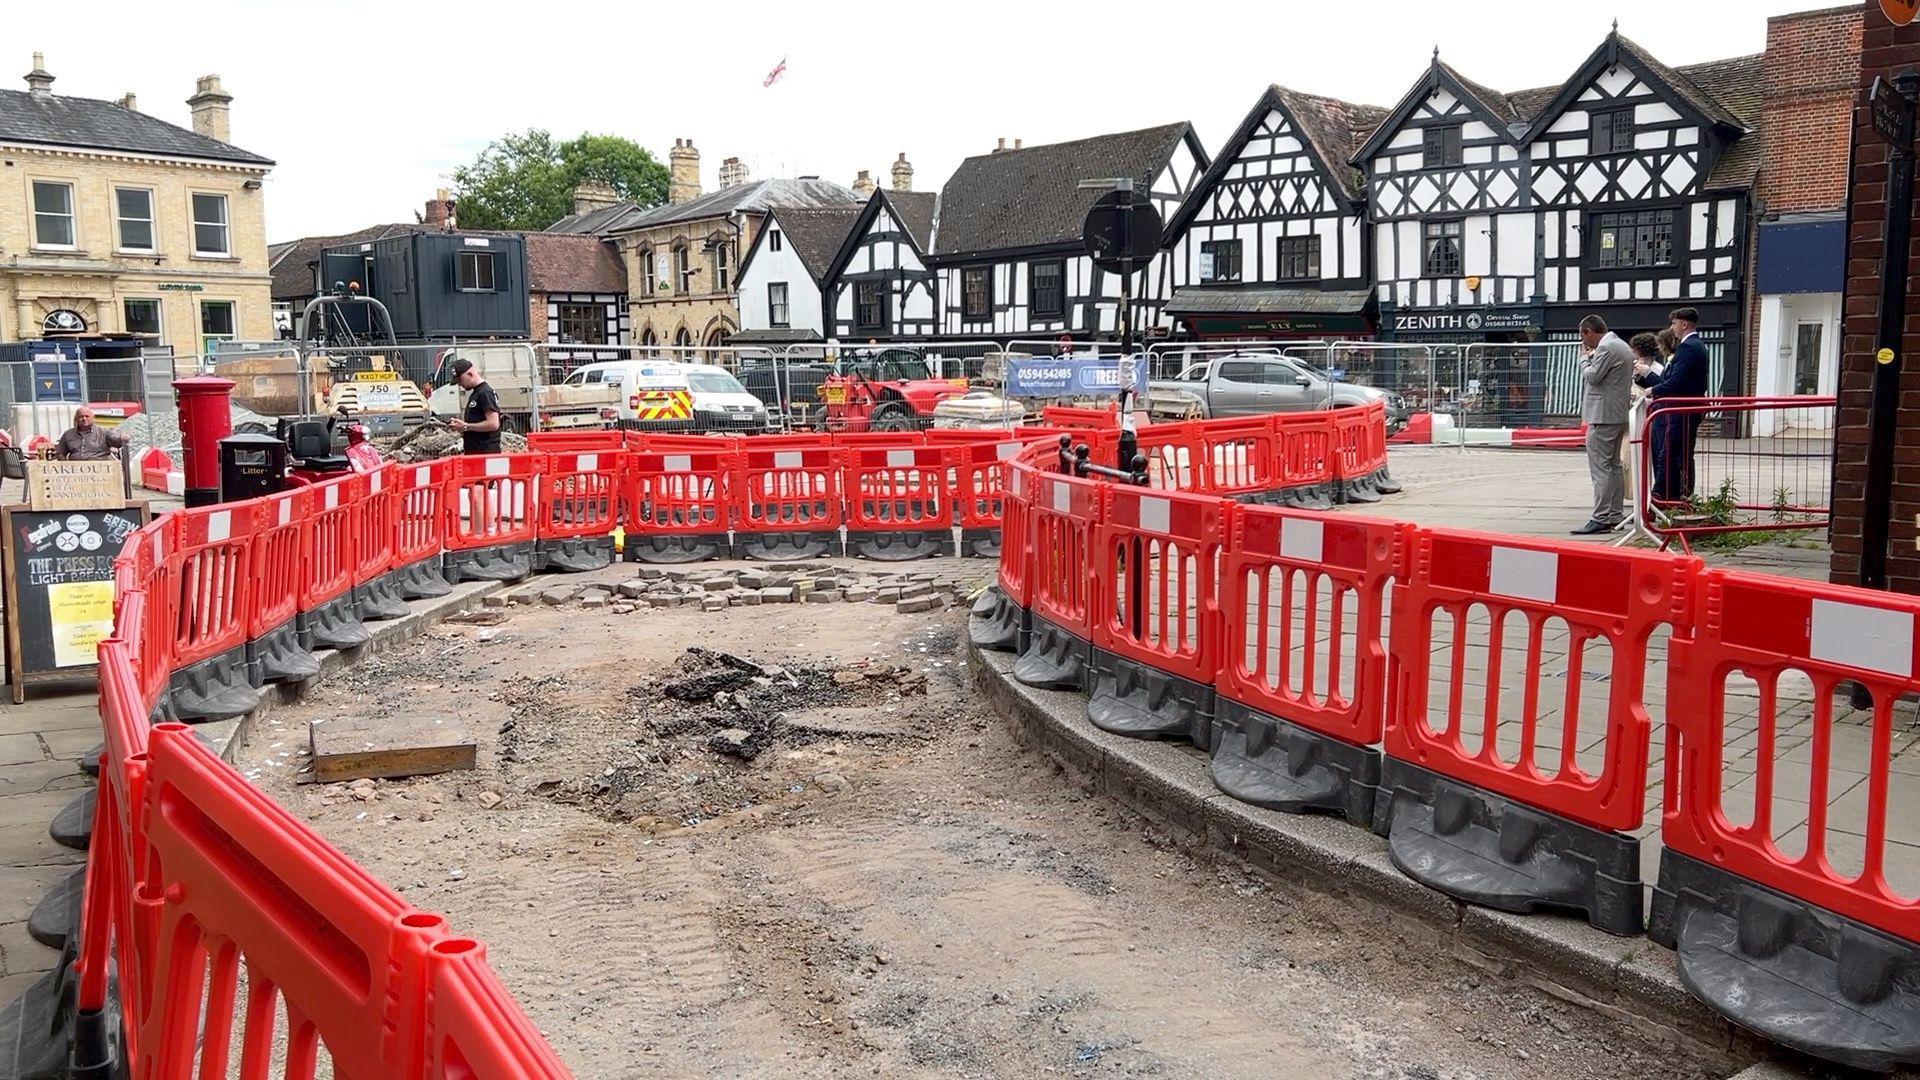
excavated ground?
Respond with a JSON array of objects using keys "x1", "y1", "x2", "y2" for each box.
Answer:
[{"x1": 236, "y1": 594, "x2": 1738, "y2": 1079}]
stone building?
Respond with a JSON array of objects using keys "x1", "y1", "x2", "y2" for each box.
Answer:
[
  {"x1": 0, "y1": 54, "x2": 273, "y2": 367},
  {"x1": 546, "y1": 140, "x2": 859, "y2": 349},
  {"x1": 1829, "y1": 1, "x2": 1920, "y2": 593}
]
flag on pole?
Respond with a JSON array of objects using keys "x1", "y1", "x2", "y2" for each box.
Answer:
[{"x1": 763, "y1": 56, "x2": 788, "y2": 88}]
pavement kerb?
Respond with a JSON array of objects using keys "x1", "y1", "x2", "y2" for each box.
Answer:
[{"x1": 966, "y1": 628, "x2": 1757, "y2": 1063}]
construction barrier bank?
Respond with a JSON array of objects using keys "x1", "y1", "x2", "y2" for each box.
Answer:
[
  {"x1": 9, "y1": 408, "x2": 1394, "y2": 1080},
  {"x1": 975, "y1": 430, "x2": 1920, "y2": 1073}
]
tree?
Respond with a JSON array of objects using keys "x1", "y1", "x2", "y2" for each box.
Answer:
[{"x1": 452, "y1": 130, "x2": 669, "y2": 231}]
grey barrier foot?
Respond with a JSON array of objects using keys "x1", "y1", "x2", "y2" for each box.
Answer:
[
  {"x1": 733, "y1": 531, "x2": 838, "y2": 561},
  {"x1": 79, "y1": 743, "x2": 101, "y2": 778},
  {"x1": 1208, "y1": 701, "x2": 1379, "y2": 827},
  {"x1": 353, "y1": 571, "x2": 411, "y2": 621},
  {"x1": 848, "y1": 530, "x2": 951, "y2": 561},
  {"x1": 298, "y1": 593, "x2": 370, "y2": 653},
  {"x1": 393, "y1": 556, "x2": 454, "y2": 600},
  {"x1": 1086, "y1": 649, "x2": 1213, "y2": 748},
  {"x1": 0, "y1": 966, "x2": 65, "y2": 1080},
  {"x1": 27, "y1": 868, "x2": 83, "y2": 949},
  {"x1": 1337, "y1": 476, "x2": 1384, "y2": 504},
  {"x1": 445, "y1": 542, "x2": 534, "y2": 583},
  {"x1": 536, "y1": 535, "x2": 616, "y2": 573},
  {"x1": 1649, "y1": 849, "x2": 1920, "y2": 1073},
  {"x1": 1245, "y1": 485, "x2": 1335, "y2": 511},
  {"x1": 248, "y1": 618, "x2": 320, "y2": 686},
  {"x1": 967, "y1": 589, "x2": 1023, "y2": 652},
  {"x1": 50, "y1": 789, "x2": 94, "y2": 851},
  {"x1": 960, "y1": 529, "x2": 1001, "y2": 559},
  {"x1": 1012, "y1": 616, "x2": 1089, "y2": 692},
  {"x1": 167, "y1": 646, "x2": 262, "y2": 722},
  {"x1": 1373, "y1": 757, "x2": 1643, "y2": 936},
  {"x1": 631, "y1": 534, "x2": 727, "y2": 563},
  {"x1": 1371, "y1": 466, "x2": 1403, "y2": 495}
]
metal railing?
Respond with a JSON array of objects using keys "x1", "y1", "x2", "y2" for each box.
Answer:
[{"x1": 1624, "y1": 395, "x2": 1836, "y2": 553}]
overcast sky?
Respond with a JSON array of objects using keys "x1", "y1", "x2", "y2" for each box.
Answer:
[{"x1": 11, "y1": 0, "x2": 1825, "y2": 241}]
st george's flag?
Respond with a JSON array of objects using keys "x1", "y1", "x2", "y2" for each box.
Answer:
[{"x1": 763, "y1": 56, "x2": 788, "y2": 88}]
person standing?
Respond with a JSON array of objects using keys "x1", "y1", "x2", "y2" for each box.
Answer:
[
  {"x1": 53, "y1": 407, "x2": 128, "y2": 461},
  {"x1": 445, "y1": 357, "x2": 503, "y2": 455},
  {"x1": 1571, "y1": 315, "x2": 1634, "y2": 535},
  {"x1": 1635, "y1": 307, "x2": 1710, "y2": 503}
]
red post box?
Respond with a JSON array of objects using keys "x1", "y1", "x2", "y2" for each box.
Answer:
[{"x1": 174, "y1": 375, "x2": 235, "y2": 507}]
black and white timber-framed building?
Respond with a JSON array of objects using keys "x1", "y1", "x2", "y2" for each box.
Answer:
[
  {"x1": 1352, "y1": 32, "x2": 1762, "y2": 393},
  {"x1": 1162, "y1": 85, "x2": 1387, "y2": 340},
  {"x1": 734, "y1": 205, "x2": 864, "y2": 344},
  {"x1": 824, "y1": 189, "x2": 939, "y2": 340},
  {"x1": 926, "y1": 125, "x2": 1209, "y2": 344}
]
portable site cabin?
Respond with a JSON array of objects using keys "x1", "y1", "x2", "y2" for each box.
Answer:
[{"x1": 317, "y1": 232, "x2": 531, "y2": 345}]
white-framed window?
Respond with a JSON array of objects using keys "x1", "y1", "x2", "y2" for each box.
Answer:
[
  {"x1": 115, "y1": 187, "x2": 156, "y2": 252},
  {"x1": 711, "y1": 242, "x2": 731, "y2": 292},
  {"x1": 673, "y1": 244, "x2": 692, "y2": 293},
  {"x1": 191, "y1": 192, "x2": 230, "y2": 256},
  {"x1": 457, "y1": 250, "x2": 496, "y2": 291},
  {"x1": 638, "y1": 247, "x2": 657, "y2": 294},
  {"x1": 200, "y1": 299, "x2": 236, "y2": 354},
  {"x1": 768, "y1": 282, "x2": 790, "y2": 327},
  {"x1": 124, "y1": 297, "x2": 163, "y2": 340},
  {"x1": 32, "y1": 180, "x2": 75, "y2": 248}
]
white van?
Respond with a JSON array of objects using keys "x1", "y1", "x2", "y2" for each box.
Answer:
[{"x1": 562, "y1": 360, "x2": 771, "y2": 431}]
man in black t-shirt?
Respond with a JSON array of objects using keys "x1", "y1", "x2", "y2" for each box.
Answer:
[{"x1": 446, "y1": 357, "x2": 503, "y2": 454}]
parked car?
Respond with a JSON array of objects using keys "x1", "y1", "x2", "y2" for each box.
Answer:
[{"x1": 1147, "y1": 352, "x2": 1409, "y2": 431}]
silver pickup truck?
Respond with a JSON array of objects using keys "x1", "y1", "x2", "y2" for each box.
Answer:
[{"x1": 1147, "y1": 353, "x2": 1409, "y2": 432}]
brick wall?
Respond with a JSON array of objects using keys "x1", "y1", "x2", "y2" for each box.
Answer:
[
  {"x1": 1829, "y1": 2, "x2": 1920, "y2": 590},
  {"x1": 1763, "y1": 5, "x2": 1866, "y2": 216}
]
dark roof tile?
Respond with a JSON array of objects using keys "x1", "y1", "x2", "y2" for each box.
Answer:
[
  {"x1": 0, "y1": 88, "x2": 272, "y2": 165},
  {"x1": 525, "y1": 233, "x2": 625, "y2": 294},
  {"x1": 770, "y1": 206, "x2": 865, "y2": 285},
  {"x1": 882, "y1": 190, "x2": 937, "y2": 250},
  {"x1": 1271, "y1": 86, "x2": 1388, "y2": 201}
]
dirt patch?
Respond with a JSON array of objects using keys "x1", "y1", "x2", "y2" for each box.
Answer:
[{"x1": 237, "y1": 578, "x2": 1737, "y2": 1080}]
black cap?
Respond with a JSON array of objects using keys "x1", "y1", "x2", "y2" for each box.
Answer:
[{"x1": 450, "y1": 357, "x2": 474, "y2": 377}]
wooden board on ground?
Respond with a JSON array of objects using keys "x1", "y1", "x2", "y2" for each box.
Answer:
[{"x1": 309, "y1": 712, "x2": 476, "y2": 782}]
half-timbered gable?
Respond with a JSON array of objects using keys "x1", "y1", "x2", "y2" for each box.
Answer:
[
  {"x1": 825, "y1": 190, "x2": 938, "y2": 339},
  {"x1": 1163, "y1": 85, "x2": 1385, "y2": 338},
  {"x1": 1521, "y1": 33, "x2": 1757, "y2": 310},
  {"x1": 735, "y1": 205, "x2": 862, "y2": 343},
  {"x1": 929, "y1": 124, "x2": 1209, "y2": 342}
]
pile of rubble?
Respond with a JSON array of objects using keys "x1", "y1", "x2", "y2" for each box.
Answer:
[
  {"x1": 114, "y1": 403, "x2": 272, "y2": 466},
  {"x1": 500, "y1": 563, "x2": 977, "y2": 616},
  {"x1": 383, "y1": 420, "x2": 529, "y2": 462}
]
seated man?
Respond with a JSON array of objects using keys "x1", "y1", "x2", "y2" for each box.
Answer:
[{"x1": 54, "y1": 407, "x2": 128, "y2": 461}]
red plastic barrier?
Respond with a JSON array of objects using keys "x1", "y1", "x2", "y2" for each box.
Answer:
[
  {"x1": 1329, "y1": 405, "x2": 1378, "y2": 482},
  {"x1": 1664, "y1": 570, "x2": 1920, "y2": 941},
  {"x1": 830, "y1": 431, "x2": 928, "y2": 451},
  {"x1": 997, "y1": 455, "x2": 1041, "y2": 608},
  {"x1": 1041, "y1": 404, "x2": 1118, "y2": 428},
  {"x1": 424, "y1": 944, "x2": 574, "y2": 1077},
  {"x1": 446, "y1": 454, "x2": 539, "y2": 551},
  {"x1": 735, "y1": 444, "x2": 842, "y2": 535},
  {"x1": 354, "y1": 467, "x2": 396, "y2": 586},
  {"x1": 298, "y1": 475, "x2": 359, "y2": 610},
  {"x1": 1274, "y1": 413, "x2": 1334, "y2": 490},
  {"x1": 941, "y1": 437, "x2": 1029, "y2": 532},
  {"x1": 1093, "y1": 484, "x2": 1225, "y2": 684},
  {"x1": 540, "y1": 450, "x2": 623, "y2": 540},
  {"x1": 393, "y1": 459, "x2": 449, "y2": 568},
  {"x1": 1384, "y1": 529, "x2": 1694, "y2": 833},
  {"x1": 1027, "y1": 468, "x2": 1101, "y2": 637},
  {"x1": 844, "y1": 444, "x2": 955, "y2": 533},
  {"x1": 75, "y1": 639, "x2": 150, "y2": 1057},
  {"x1": 526, "y1": 430, "x2": 623, "y2": 452},
  {"x1": 1218, "y1": 508, "x2": 1409, "y2": 745},
  {"x1": 1190, "y1": 417, "x2": 1280, "y2": 495},
  {"x1": 627, "y1": 447, "x2": 734, "y2": 535},
  {"x1": 250, "y1": 487, "x2": 303, "y2": 639},
  {"x1": 167, "y1": 503, "x2": 256, "y2": 671}
]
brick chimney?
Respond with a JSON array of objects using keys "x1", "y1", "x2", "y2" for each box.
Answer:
[
  {"x1": 116, "y1": 91, "x2": 137, "y2": 111},
  {"x1": 571, "y1": 179, "x2": 619, "y2": 217},
  {"x1": 187, "y1": 74, "x2": 233, "y2": 143},
  {"x1": 23, "y1": 52, "x2": 53, "y2": 99},
  {"x1": 993, "y1": 138, "x2": 1006, "y2": 153},
  {"x1": 718, "y1": 156, "x2": 749, "y2": 189},
  {"x1": 424, "y1": 188, "x2": 457, "y2": 231},
  {"x1": 890, "y1": 153, "x2": 913, "y2": 192},
  {"x1": 669, "y1": 139, "x2": 702, "y2": 205},
  {"x1": 852, "y1": 170, "x2": 876, "y2": 197}
]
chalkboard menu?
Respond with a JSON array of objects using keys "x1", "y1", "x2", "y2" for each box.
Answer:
[{"x1": 2, "y1": 502, "x2": 148, "y2": 703}]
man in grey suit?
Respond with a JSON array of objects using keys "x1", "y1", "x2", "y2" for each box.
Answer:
[{"x1": 1571, "y1": 313, "x2": 1634, "y2": 535}]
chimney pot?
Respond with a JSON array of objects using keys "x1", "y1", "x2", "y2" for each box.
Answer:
[
  {"x1": 1014, "y1": 138, "x2": 1023, "y2": 149},
  {"x1": 668, "y1": 139, "x2": 702, "y2": 204},
  {"x1": 995, "y1": 137, "x2": 1006, "y2": 152},
  {"x1": 852, "y1": 169, "x2": 876, "y2": 197},
  {"x1": 24, "y1": 51, "x2": 53, "y2": 98},
  {"x1": 571, "y1": 179, "x2": 620, "y2": 217},
  {"x1": 718, "y1": 155, "x2": 749, "y2": 190},
  {"x1": 890, "y1": 153, "x2": 913, "y2": 193},
  {"x1": 116, "y1": 91, "x2": 137, "y2": 111}
]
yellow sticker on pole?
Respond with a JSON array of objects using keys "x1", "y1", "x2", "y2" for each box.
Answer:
[{"x1": 1878, "y1": 348, "x2": 1897, "y2": 365}]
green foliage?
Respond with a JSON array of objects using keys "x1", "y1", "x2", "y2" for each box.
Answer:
[
  {"x1": 452, "y1": 130, "x2": 669, "y2": 231},
  {"x1": 1684, "y1": 478, "x2": 1773, "y2": 551}
]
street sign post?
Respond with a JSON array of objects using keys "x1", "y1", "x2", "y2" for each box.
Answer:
[
  {"x1": 1078, "y1": 181, "x2": 1164, "y2": 478},
  {"x1": 1860, "y1": 75, "x2": 1917, "y2": 595}
]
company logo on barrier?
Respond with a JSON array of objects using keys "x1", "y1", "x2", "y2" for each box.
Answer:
[{"x1": 1006, "y1": 356, "x2": 1149, "y2": 398}]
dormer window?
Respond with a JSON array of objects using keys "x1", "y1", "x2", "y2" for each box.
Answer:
[
  {"x1": 1590, "y1": 108, "x2": 1634, "y2": 155},
  {"x1": 1422, "y1": 125, "x2": 1463, "y2": 168}
]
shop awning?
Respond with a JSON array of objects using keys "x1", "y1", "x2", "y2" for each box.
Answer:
[
  {"x1": 1166, "y1": 287, "x2": 1374, "y2": 336},
  {"x1": 728, "y1": 328, "x2": 823, "y2": 345}
]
